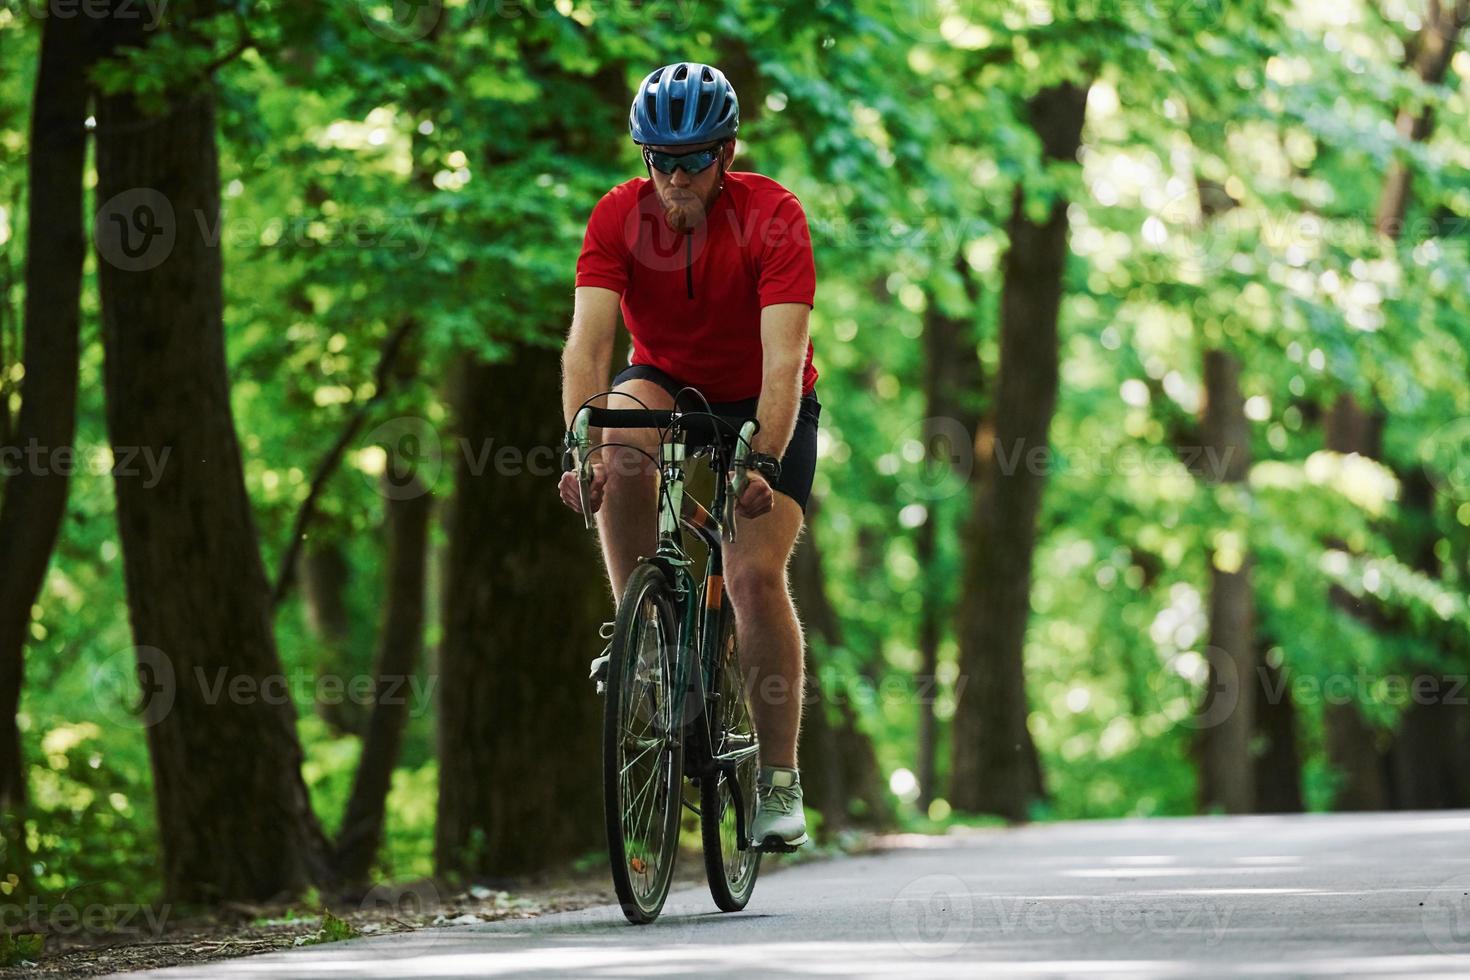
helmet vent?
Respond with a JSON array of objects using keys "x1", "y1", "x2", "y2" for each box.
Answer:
[{"x1": 630, "y1": 61, "x2": 739, "y2": 146}]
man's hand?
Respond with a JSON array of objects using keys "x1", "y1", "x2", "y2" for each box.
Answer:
[
  {"x1": 734, "y1": 470, "x2": 774, "y2": 519},
  {"x1": 559, "y1": 462, "x2": 607, "y2": 515}
]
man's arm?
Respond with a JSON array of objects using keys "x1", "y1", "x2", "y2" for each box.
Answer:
[
  {"x1": 557, "y1": 286, "x2": 621, "y2": 515},
  {"x1": 752, "y1": 302, "x2": 810, "y2": 459},
  {"x1": 732, "y1": 303, "x2": 807, "y2": 519},
  {"x1": 561, "y1": 286, "x2": 622, "y2": 449}
]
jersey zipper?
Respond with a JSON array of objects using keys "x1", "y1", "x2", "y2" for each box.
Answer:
[{"x1": 685, "y1": 233, "x2": 694, "y2": 300}]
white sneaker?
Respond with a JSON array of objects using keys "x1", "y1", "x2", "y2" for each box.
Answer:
[
  {"x1": 750, "y1": 766, "x2": 809, "y2": 852},
  {"x1": 589, "y1": 620, "x2": 615, "y2": 694}
]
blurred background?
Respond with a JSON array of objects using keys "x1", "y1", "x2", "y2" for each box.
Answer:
[{"x1": 1, "y1": 0, "x2": 1468, "y2": 937}]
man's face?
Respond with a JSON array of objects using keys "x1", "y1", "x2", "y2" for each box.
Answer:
[{"x1": 646, "y1": 140, "x2": 734, "y2": 233}]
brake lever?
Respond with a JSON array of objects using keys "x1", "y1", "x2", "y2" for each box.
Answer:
[
  {"x1": 568, "y1": 408, "x2": 594, "y2": 531},
  {"x1": 724, "y1": 420, "x2": 760, "y2": 543}
]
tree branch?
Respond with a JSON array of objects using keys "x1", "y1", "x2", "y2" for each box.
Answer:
[{"x1": 270, "y1": 318, "x2": 420, "y2": 609}]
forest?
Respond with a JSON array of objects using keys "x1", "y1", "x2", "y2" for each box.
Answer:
[{"x1": 1, "y1": 0, "x2": 1468, "y2": 965}]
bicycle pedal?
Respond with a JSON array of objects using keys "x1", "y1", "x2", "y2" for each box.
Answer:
[
  {"x1": 589, "y1": 651, "x2": 610, "y2": 695},
  {"x1": 754, "y1": 834, "x2": 804, "y2": 854}
]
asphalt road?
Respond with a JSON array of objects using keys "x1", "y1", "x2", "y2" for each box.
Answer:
[{"x1": 114, "y1": 810, "x2": 1470, "y2": 979}]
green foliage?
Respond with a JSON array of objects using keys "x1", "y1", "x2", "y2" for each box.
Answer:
[
  {"x1": 3, "y1": 0, "x2": 1469, "y2": 915},
  {"x1": 299, "y1": 910, "x2": 360, "y2": 946},
  {"x1": 0, "y1": 932, "x2": 43, "y2": 967}
]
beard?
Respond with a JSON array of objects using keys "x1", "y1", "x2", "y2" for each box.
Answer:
[{"x1": 657, "y1": 178, "x2": 722, "y2": 233}]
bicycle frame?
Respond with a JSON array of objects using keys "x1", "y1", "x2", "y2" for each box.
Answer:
[
  {"x1": 568, "y1": 406, "x2": 762, "y2": 850},
  {"x1": 653, "y1": 432, "x2": 761, "y2": 853}
]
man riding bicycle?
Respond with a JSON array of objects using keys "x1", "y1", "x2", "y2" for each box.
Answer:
[{"x1": 558, "y1": 62, "x2": 820, "y2": 852}]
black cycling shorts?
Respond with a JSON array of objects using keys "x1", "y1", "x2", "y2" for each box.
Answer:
[{"x1": 610, "y1": 362, "x2": 821, "y2": 512}]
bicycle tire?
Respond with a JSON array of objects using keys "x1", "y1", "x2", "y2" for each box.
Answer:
[
  {"x1": 603, "y1": 561, "x2": 686, "y2": 924},
  {"x1": 700, "y1": 599, "x2": 762, "y2": 911}
]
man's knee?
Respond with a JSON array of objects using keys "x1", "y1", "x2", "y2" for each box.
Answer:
[
  {"x1": 602, "y1": 380, "x2": 670, "y2": 482},
  {"x1": 726, "y1": 564, "x2": 790, "y2": 614},
  {"x1": 602, "y1": 431, "x2": 660, "y2": 482}
]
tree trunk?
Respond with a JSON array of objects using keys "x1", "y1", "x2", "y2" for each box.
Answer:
[
  {"x1": 914, "y1": 513, "x2": 940, "y2": 814},
  {"x1": 1322, "y1": 394, "x2": 1390, "y2": 811},
  {"x1": 300, "y1": 541, "x2": 367, "y2": 735},
  {"x1": 435, "y1": 346, "x2": 606, "y2": 878},
  {"x1": 915, "y1": 264, "x2": 984, "y2": 812},
  {"x1": 1373, "y1": 1, "x2": 1468, "y2": 809},
  {"x1": 790, "y1": 529, "x2": 849, "y2": 825},
  {"x1": 94, "y1": 15, "x2": 330, "y2": 901},
  {"x1": 1375, "y1": 0, "x2": 1468, "y2": 237},
  {"x1": 0, "y1": 244, "x2": 14, "y2": 450},
  {"x1": 1194, "y1": 350, "x2": 1256, "y2": 813},
  {"x1": 1383, "y1": 469, "x2": 1469, "y2": 809},
  {"x1": 1227, "y1": 601, "x2": 1309, "y2": 818},
  {"x1": 1324, "y1": 700, "x2": 1388, "y2": 811},
  {"x1": 1321, "y1": 4, "x2": 1467, "y2": 809},
  {"x1": 333, "y1": 470, "x2": 432, "y2": 884},
  {"x1": 1387, "y1": 691, "x2": 1469, "y2": 809},
  {"x1": 789, "y1": 501, "x2": 891, "y2": 829},
  {"x1": 950, "y1": 83, "x2": 1088, "y2": 819},
  {"x1": 0, "y1": 9, "x2": 96, "y2": 814},
  {"x1": 1455, "y1": 699, "x2": 1470, "y2": 809},
  {"x1": 432, "y1": 38, "x2": 633, "y2": 878},
  {"x1": 1252, "y1": 653, "x2": 1304, "y2": 812}
]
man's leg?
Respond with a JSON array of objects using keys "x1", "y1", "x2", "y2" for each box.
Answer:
[
  {"x1": 596, "y1": 379, "x2": 674, "y2": 602},
  {"x1": 723, "y1": 493, "x2": 806, "y2": 769}
]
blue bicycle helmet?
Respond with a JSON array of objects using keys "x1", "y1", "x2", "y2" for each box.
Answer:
[{"x1": 629, "y1": 62, "x2": 740, "y2": 146}]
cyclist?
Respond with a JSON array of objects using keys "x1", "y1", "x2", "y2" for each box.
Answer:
[{"x1": 558, "y1": 62, "x2": 820, "y2": 853}]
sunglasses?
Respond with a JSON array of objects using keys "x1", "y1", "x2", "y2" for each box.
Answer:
[{"x1": 643, "y1": 144, "x2": 725, "y2": 176}]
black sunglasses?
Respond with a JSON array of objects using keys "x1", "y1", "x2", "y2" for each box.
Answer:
[{"x1": 643, "y1": 143, "x2": 725, "y2": 176}]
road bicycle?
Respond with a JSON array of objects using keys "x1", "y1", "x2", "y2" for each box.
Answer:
[{"x1": 564, "y1": 392, "x2": 765, "y2": 924}]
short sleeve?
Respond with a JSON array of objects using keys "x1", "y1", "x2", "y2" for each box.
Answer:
[
  {"x1": 575, "y1": 189, "x2": 631, "y2": 294},
  {"x1": 756, "y1": 194, "x2": 816, "y2": 309}
]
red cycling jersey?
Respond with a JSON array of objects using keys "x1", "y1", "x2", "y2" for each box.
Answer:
[{"x1": 575, "y1": 170, "x2": 818, "y2": 403}]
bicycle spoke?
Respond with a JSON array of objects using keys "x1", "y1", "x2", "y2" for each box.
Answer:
[
  {"x1": 625, "y1": 754, "x2": 663, "y2": 838},
  {"x1": 605, "y1": 565, "x2": 697, "y2": 922},
  {"x1": 628, "y1": 700, "x2": 673, "y2": 851},
  {"x1": 617, "y1": 693, "x2": 664, "y2": 822},
  {"x1": 612, "y1": 596, "x2": 681, "y2": 905},
  {"x1": 619, "y1": 741, "x2": 663, "y2": 780}
]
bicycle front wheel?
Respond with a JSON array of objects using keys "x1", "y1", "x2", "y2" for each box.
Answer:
[
  {"x1": 700, "y1": 599, "x2": 762, "y2": 911},
  {"x1": 603, "y1": 561, "x2": 685, "y2": 924}
]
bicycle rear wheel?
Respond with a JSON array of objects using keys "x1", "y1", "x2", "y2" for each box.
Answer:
[
  {"x1": 700, "y1": 599, "x2": 762, "y2": 911},
  {"x1": 603, "y1": 562, "x2": 685, "y2": 924}
]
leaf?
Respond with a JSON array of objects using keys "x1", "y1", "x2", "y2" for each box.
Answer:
[
  {"x1": 0, "y1": 933, "x2": 44, "y2": 967},
  {"x1": 300, "y1": 911, "x2": 361, "y2": 946}
]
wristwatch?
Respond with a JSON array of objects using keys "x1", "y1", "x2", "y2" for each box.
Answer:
[{"x1": 747, "y1": 452, "x2": 782, "y2": 484}]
